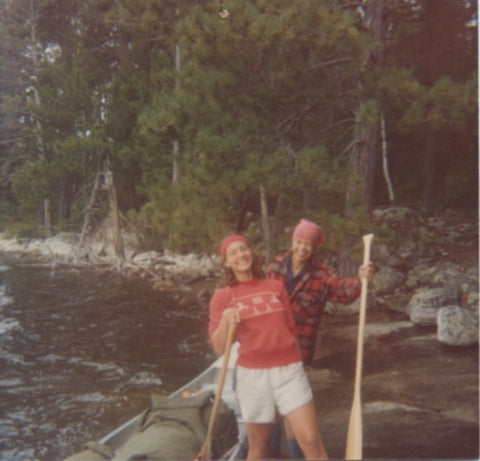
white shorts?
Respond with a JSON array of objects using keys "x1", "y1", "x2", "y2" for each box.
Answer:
[{"x1": 235, "y1": 362, "x2": 313, "y2": 423}]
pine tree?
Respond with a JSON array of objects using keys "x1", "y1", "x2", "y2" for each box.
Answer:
[{"x1": 136, "y1": 0, "x2": 372, "y2": 249}]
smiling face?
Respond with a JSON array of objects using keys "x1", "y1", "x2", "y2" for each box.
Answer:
[
  {"x1": 291, "y1": 238, "x2": 315, "y2": 267},
  {"x1": 223, "y1": 240, "x2": 253, "y2": 281}
]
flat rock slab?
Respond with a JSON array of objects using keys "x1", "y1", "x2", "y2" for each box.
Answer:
[{"x1": 307, "y1": 308, "x2": 479, "y2": 459}]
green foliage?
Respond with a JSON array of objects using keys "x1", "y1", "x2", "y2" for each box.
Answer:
[
  {"x1": 0, "y1": 0, "x2": 477, "y2": 253},
  {"x1": 356, "y1": 99, "x2": 381, "y2": 128},
  {"x1": 141, "y1": 0, "x2": 372, "y2": 244},
  {"x1": 130, "y1": 178, "x2": 232, "y2": 252},
  {"x1": 11, "y1": 160, "x2": 51, "y2": 214},
  {"x1": 404, "y1": 76, "x2": 477, "y2": 130}
]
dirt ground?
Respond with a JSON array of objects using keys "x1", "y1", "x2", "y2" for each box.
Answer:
[{"x1": 308, "y1": 307, "x2": 479, "y2": 460}]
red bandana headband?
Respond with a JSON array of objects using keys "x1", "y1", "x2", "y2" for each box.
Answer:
[
  {"x1": 220, "y1": 234, "x2": 248, "y2": 257},
  {"x1": 292, "y1": 219, "x2": 325, "y2": 246}
]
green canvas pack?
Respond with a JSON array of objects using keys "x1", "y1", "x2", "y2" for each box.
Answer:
[
  {"x1": 64, "y1": 390, "x2": 238, "y2": 461},
  {"x1": 112, "y1": 390, "x2": 238, "y2": 460}
]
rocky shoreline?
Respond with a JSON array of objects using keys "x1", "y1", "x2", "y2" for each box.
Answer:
[{"x1": 1, "y1": 207, "x2": 477, "y2": 347}]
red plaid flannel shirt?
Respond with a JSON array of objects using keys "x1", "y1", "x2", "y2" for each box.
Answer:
[{"x1": 267, "y1": 252, "x2": 360, "y2": 365}]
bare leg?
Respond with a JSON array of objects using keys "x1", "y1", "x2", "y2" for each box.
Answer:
[
  {"x1": 245, "y1": 422, "x2": 273, "y2": 460},
  {"x1": 284, "y1": 418, "x2": 294, "y2": 438},
  {"x1": 283, "y1": 419, "x2": 304, "y2": 459},
  {"x1": 284, "y1": 401, "x2": 328, "y2": 460}
]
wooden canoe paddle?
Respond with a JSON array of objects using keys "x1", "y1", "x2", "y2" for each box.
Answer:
[
  {"x1": 196, "y1": 322, "x2": 236, "y2": 461},
  {"x1": 345, "y1": 233, "x2": 374, "y2": 460}
]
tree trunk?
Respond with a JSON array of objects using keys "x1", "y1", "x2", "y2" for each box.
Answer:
[
  {"x1": 380, "y1": 113, "x2": 395, "y2": 205},
  {"x1": 341, "y1": 0, "x2": 385, "y2": 273},
  {"x1": 172, "y1": 8, "x2": 181, "y2": 184},
  {"x1": 269, "y1": 192, "x2": 284, "y2": 244},
  {"x1": 235, "y1": 197, "x2": 249, "y2": 233},
  {"x1": 345, "y1": 113, "x2": 378, "y2": 219},
  {"x1": 259, "y1": 184, "x2": 271, "y2": 263},
  {"x1": 80, "y1": 172, "x2": 103, "y2": 244},
  {"x1": 29, "y1": 0, "x2": 53, "y2": 237},
  {"x1": 421, "y1": 0, "x2": 442, "y2": 217},
  {"x1": 43, "y1": 198, "x2": 53, "y2": 237},
  {"x1": 58, "y1": 179, "x2": 74, "y2": 222},
  {"x1": 172, "y1": 138, "x2": 179, "y2": 184},
  {"x1": 105, "y1": 170, "x2": 125, "y2": 267},
  {"x1": 344, "y1": 0, "x2": 385, "y2": 219},
  {"x1": 422, "y1": 128, "x2": 438, "y2": 217}
]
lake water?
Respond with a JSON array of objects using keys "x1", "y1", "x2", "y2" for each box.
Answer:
[{"x1": 0, "y1": 258, "x2": 214, "y2": 461}]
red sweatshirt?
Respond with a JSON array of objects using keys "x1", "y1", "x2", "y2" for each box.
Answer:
[{"x1": 209, "y1": 278, "x2": 301, "y2": 369}]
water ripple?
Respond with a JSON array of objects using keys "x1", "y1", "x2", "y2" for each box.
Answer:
[{"x1": 0, "y1": 264, "x2": 211, "y2": 461}]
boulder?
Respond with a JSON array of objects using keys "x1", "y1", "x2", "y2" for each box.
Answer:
[
  {"x1": 373, "y1": 234, "x2": 434, "y2": 269},
  {"x1": 372, "y1": 266, "x2": 405, "y2": 296},
  {"x1": 407, "y1": 287, "x2": 458, "y2": 326},
  {"x1": 437, "y1": 306, "x2": 479, "y2": 346},
  {"x1": 406, "y1": 262, "x2": 475, "y2": 290},
  {"x1": 132, "y1": 251, "x2": 163, "y2": 266},
  {"x1": 372, "y1": 207, "x2": 424, "y2": 231},
  {"x1": 373, "y1": 243, "x2": 407, "y2": 268}
]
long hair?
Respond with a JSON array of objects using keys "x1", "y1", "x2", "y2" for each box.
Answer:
[{"x1": 221, "y1": 252, "x2": 265, "y2": 287}]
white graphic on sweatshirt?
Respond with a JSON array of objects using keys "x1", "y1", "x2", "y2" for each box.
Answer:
[{"x1": 232, "y1": 291, "x2": 285, "y2": 319}]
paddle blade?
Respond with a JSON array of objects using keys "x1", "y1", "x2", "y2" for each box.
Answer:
[{"x1": 345, "y1": 391, "x2": 362, "y2": 459}]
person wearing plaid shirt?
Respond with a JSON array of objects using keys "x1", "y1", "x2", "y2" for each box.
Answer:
[
  {"x1": 267, "y1": 219, "x2": 373, "y2": 459},
  {"x1": 269, "y1": 252, "x2": 362, "y2": 363}
]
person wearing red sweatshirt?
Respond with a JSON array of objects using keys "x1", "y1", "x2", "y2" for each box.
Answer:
[{"x1": 209, "y1": 234, "x2": 328, "y2": 460}]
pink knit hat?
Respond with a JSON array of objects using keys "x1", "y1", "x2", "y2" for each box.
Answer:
[
  {"x1": 292, "y1": 219, "x2": 325, "y2": 246},
  {"x1": 220, "y1": 234, "x2": 248, "y2": 257}
]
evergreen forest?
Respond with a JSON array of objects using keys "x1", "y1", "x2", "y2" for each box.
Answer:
[{"x1": 0, "y1": 0, "x2": 477, "y2": 254}]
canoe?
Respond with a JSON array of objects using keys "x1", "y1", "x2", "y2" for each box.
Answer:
[{"x1": 95, "y1": 342, "x2": 246, "y2": 460}]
